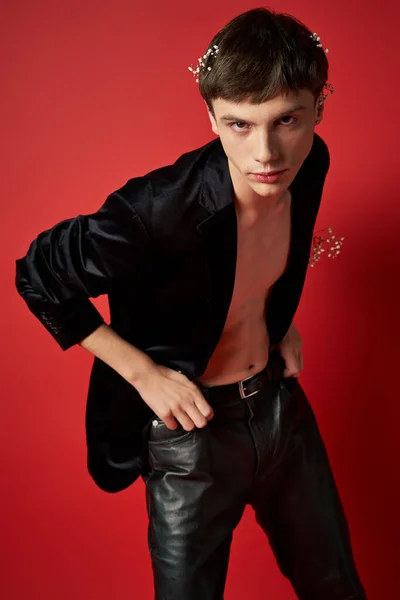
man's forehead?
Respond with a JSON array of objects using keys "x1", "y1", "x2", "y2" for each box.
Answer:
[
  {"x1": 213, "y1": 90, "x2": 314, "y2": 113},
  {"x1": 210, "y1": 92, "x2": 314, "y2": 123}
]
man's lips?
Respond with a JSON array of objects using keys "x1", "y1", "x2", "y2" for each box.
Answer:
[{"x1": 251, "y1": 169, "x2": 287, "y2": 175}]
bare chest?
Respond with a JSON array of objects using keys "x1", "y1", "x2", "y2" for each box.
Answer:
[
  {"x1": 229, "y1": 193, "x2": 292, "y2": 312},
  {"x1": 196, "y1": 192, "x2": 292, "y2": 385}
]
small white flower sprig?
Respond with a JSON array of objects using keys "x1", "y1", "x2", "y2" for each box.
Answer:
[
  {"x1": 310, "y1": 32, "x2": 335, "y2": 103},
  {"x1": 188, "y1": 45, "x2": 219, "y2": 83},
  {"x1": 309, "y1": 227, "x2": 345, "y2": 267},
  {"x1": 310, "y1": 32, "x2": 329, "y2": 53}
]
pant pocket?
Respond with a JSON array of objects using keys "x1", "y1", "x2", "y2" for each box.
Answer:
[{"x1": 148, "y1": 419, "x2": 197, "y2": 446}]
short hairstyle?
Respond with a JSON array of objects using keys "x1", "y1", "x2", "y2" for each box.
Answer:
[{"x1": 198, "y1": 7, "x2": 330, "y2": 116}]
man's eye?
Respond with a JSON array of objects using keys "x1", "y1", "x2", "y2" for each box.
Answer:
[
  {"x1": 230, "y1": 116, "x2": 297, "y2": 132},
  {"x1": 230, "y1": 122, "x2": 249, "y2": 132},
  {"x1": 280, "y1": 116, "x2": 297, "y2": 125}
]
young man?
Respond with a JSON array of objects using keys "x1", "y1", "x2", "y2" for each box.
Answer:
[{"x1": 15, "y1": 8, "x2": 367, "y2": 600}]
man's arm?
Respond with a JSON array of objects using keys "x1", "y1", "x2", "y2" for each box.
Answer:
[
  {"x1": 15, "y1": 189, "x2": 152, "y2": 351},
  {"x1": 79, "y1": 322, "x2": 155, "y2": 386},
  {"x1": 15, "y1": 188, "x2": 214, "y2": 430}
]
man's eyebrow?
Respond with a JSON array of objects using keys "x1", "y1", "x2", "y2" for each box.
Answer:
[{"x1": 219, "y1": 104, "x2": 308, "y2": 123}]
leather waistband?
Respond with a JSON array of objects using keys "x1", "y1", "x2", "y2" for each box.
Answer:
[{"x1": 196, "y1": 349, "x2": 286, "y2": 403}]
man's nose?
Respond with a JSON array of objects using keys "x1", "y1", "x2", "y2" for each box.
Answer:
[{"x1": 253, "y1": 133, "x2": 280, "y2": 164}]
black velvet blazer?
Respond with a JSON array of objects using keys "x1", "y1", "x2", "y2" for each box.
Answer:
[{"x1": 15, "y1": 133, "x2": 330, "y2": 493}]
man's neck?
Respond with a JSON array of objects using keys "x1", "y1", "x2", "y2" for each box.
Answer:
[{"x1": 228, "y1": 161, "x2": 289, "y2": 225}]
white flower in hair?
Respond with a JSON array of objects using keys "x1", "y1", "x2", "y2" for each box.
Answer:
[
  {"x1": 310, "y1": 32, "x2": 329, "y2": 53},
  {"x1": 188, "y1": 45, "x2": 219, "y2": 82}
]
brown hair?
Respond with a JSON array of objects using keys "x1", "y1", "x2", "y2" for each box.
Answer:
[{"x1": 198, "y1": 7, "x2": 329, "y2": 116}]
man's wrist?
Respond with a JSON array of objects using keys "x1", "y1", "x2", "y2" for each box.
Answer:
[
  {"x1": 80, "y1": 323, "x2": 156, "y2": 386},
  {"x1": 124, "y1": 351, "x2": 157, "y2": 389}
]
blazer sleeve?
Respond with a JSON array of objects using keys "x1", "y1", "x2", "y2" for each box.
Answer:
[{"x1": 15, "y1": 189, "x2": 153, "y2": 351}]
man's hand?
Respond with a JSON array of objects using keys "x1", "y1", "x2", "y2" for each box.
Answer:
[
  {"x1": 276, "y1": 322, "x2": 304, "y2": 378},
  {"x1": 133, "y1": 364, "x2": 214, "y2": 431},
  {"x1": 80, "y1": 324, "x2": 214, "y2": 431}
]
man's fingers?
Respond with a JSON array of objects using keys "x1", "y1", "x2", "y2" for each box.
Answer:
[
  {"x1": 149, "y1": 370, "x2": 215, "y2": 431},
  {"x1": 283, "y1": 368, "x2": 300, "y2": 378},
  {"x1": 281, "y1": 351, "x2": 304, "y2": 378},
  {"x1": 161, "y1": 414, "x2": 179, "y2": 430},
  {"x1": 193, "y1": 392, "x2": 214, "y2": 421},
  {"x1": 184, "y1": 403, "x2": 209, "y2": 429},
  {"x1": 173, "y1": 408, "x2": 196, "y2": 431}
]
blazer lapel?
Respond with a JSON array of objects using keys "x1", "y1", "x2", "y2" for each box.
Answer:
[{"x1": 197, "y1": 204, "x2": 237, "y2": 352}]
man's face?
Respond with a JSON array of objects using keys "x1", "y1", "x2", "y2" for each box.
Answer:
[{"x1": 207, "y1": 89, "x2": 324, "y2": 204}]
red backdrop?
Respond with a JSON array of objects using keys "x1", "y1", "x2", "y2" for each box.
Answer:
[{"x1": 2, "y1": 1, "x2": 399, "y2": 598}]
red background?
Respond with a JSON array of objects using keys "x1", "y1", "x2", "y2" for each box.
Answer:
[{"x1": 2, "y1": 1, "x2": 399, "y2": 598}]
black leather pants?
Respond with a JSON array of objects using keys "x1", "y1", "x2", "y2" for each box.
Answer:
[{"x1": 142, "y1": 351, "x2": 367, "y2": 600}]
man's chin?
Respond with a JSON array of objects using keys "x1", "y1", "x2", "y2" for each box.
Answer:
[{"x1": 248, "y1": 179, "x2": 288, "y2": 198}]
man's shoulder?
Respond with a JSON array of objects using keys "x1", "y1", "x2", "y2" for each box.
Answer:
[{"x1": 113, "y1": 137, "x2": 222, "y2": 207}]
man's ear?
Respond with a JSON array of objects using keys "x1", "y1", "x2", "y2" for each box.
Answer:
[{"x1": 314, "y1": 98, "x2": 325, "y2": 125}]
